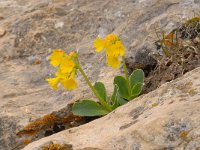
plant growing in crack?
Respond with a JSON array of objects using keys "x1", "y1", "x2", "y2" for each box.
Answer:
[
  {"x1": 153, "y1": 16, "x2": 200, "y2": 75},
  {"x1": 47, "y1": 34, "x2": 144, "y2": 116}
]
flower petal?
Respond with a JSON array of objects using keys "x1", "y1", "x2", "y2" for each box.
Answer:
[
  {"x1": 55, "y1": 69, "x2": 66, "y2": 79},
  {"x1": 106, "y1": 56, "x2": 120, "y2": 69},
  {"x1": 59, "y1": 55, "x2": 76, "y2": 74},
  {"x1": 115, "y1": 41, "x2": 125, "y2": 56},
  {"x1": 49, "y1": 49, "x2": 65, "y2": 67},
  {"x1": 105, "y1": 34, "x2": 118, "y2": 45},
  {"x1": 94, "y1": 37, "x2": 105, "y2": 52},
  {"x1": 60, "y1": 78, "x2": 78, "y2": 90},
  {"x1": 105, "y1": 44, "x2": 118, "y2": 57},
  {"x1": 47, "y1": 77, "x2": 59, "y2": 90}
]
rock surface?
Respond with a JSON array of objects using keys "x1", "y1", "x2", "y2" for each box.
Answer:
[
  {"x1": 23, "y1": 67, "x2": 200, "y2": 150},
  {"x1": 0, "y1": 0, "x2": 199, "y2": 150}
]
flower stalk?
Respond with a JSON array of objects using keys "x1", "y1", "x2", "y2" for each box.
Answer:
[
  {"x1": 77, "y1": 61, "x2": 112, "y2": 112},
  {"x1": 47, "y1": 34, "x2": 145, "y2": 117},
  {"x1": 122, "y1": 56, "x2": 129, "y2": 81}
]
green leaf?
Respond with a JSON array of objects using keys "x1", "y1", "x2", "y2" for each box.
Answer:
[
  {"x1": 111, "y1": 84, "x2": 120, "y2": 109},
  {"x1": 114, "y1": 76, "x2": 130, "y2": 99},
  {"x1": 130, "y1": 69, "x2": 144, "y2": 88},
  {"x1": 72, "y1": 100, "x2": 109, "y2": 116},
  {"x1": 111, "y1": 84, "x2": 119, "y2": 103},
  {"x1": 111, "y1": 85, "x2": 128, "y2": 108},
  {"x1": 118, "y1": 97, "x2": 128, "y2": 105},
  {"x1": 94, "y1": 82, "x2": 107, "y2": 102},
  {"x1": 130, "y1": 83, "x2": 143, "y2": 100}
]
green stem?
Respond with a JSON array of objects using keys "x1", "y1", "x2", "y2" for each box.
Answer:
[
  {"x1": 122, "y1": 56, "x2": 132, "y2": 99},
  {"x1": 122, "y1": 56, "x2": 129, "y2": 81},
  {"x1": 78, "y1": 64, "x2": 112, "y2": 112}
]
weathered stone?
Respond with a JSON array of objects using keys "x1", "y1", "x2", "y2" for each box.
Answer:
[
  {"x1": 23, "y1": 67, "x2": 200, "y2": 150},
  {"x1": 0, "y1": 16, "x2": 4, "y2": 20},
  {"x1": 0, "y1": 0, "x2": 199, "y2": 150},
  {"x1": 0, "y1": 28, "x2": 6, "y2": 37}
]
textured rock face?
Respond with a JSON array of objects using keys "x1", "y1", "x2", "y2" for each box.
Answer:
[
  {"x1": 23, "y1": 67, "x2": 200, "y2": 150},
  {"x1": 0, "y1": 0, "x2": 200, "y2": 149}
]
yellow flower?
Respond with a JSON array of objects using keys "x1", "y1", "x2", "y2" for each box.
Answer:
[
  {"x1": 114, "y1": 41, "x2": 125, "y2": 56},
  {"x1": 94, "y1": 34, "x2": 125, "y2": 68},
  {"x1": 106, "y1": 56, "x2": 120, "y2": 68},
  {"x1": 94, "y1": 37, "x2": 105, "y2": 52},
  {"x1": 60, "y1": 77, "x2": 78, "y2": 90},
  {"x1": 47, "y1": 50, "x2": 78, "y2": 90},
  {"x1": 47, "y1": 78, "x2": 59, "y2": 90},
  {"x1": 49, "y1": 50, "x2": 76, "y2": 74},
  {"x1": 59, "y1": 55, "x2": 75, "y2": 74},
  {"x1": 47, "y1": 70, "x2": 78, "y2": 90},
  {"x1": 49, "y1": 49, "x2": 65, "y2": 67},
  {"x1": 56, "y1": 70, "x2": 78, "y2": 90},
  {"x1": 105, "y1": 34, "x2": 119, "y2": 46}
]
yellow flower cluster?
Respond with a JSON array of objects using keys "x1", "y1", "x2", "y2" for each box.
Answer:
[
  {"x1": 47, "y1": 49, "x2": 78, "y2": 90},
  {"x1": 94, "y1": 34, "x2": 125, "y2": 68}
]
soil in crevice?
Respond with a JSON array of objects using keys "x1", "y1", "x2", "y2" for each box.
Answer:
[{"x1": 126, "y1": 17, "x2": 200, "y2": 94}]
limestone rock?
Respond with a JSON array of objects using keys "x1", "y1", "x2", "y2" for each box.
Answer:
[
  {"x1": 0, "y1": 28, "x2": 6, "y2": 38},
  {"x1": 23, "y1": 67, "x2": 200, "y2": 150},
  {"x1": 0, "y1": 16, "x2": 4, "y2": 20},
  {"x1": 0, "y1": 28, "x2": 6, "y2": 37},
  {"x1": 0, "y1": 0, "x2": 199, "y2": 150}
]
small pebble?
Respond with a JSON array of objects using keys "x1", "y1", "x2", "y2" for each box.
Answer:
[
  {"x1": 33, "y1": 59, "x2": 42, "y2": 65},
  {"x1": 55, "y1": 22, "x2": 64, "y2": 29},
  {"x1": 27, "y1": 56, "x2": 41, "y2": 65}
]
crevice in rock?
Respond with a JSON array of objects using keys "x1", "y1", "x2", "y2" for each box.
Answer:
[
  {"x1": 16, "y1": 103, "x2": 99, "y2": 150},
  {"x1": 126, "y1": 17, "x2": 200, "y2": 94},
  {"x1": 17, "y1": 17, "x2": 200, "y2": 149}
]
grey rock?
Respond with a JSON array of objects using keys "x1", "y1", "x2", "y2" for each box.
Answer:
[
  {"x1": 0, "y1": 0, "x2": 199, "y2": 150},
  {"x1": 23, "y1": 67, "x2": 200, "y2": 150}
]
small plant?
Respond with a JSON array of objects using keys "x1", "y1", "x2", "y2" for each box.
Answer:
[
  {"x1": 153, "y1": 16, "x2": 200, "y2": 72},
  {"x1": 155, "y1": 29, "x2": 180, "y2": 58},
  {"x1": 155, "y1": 17, "x2": 199, "y2": 57},
  {"x1": 144, "y1": 16, "x2": 200, "y2": 94},
  {"x1": 47, "y1": 34, "x2": 144, "y2": 116}
]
